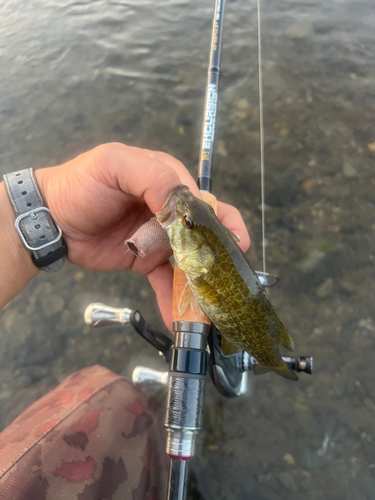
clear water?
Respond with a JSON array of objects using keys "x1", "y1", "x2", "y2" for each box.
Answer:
[{"x1": 0, "y1": 0, "x2": 375, "y2": 498}]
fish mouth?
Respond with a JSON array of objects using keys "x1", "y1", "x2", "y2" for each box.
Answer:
[{"x1": 156, "y1": 185, "x2": 189, "y2": 228}]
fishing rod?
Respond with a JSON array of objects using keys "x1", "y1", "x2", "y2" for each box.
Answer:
[
  {"x1": 163, "y1": 1, "x2": 227, "y2": 497},
  {"x1": 197, "y1": 0, "x2": 224, "y2": 193},
  {"x1": 84, "y1": 0, "x2": 313, "y2": 498}
]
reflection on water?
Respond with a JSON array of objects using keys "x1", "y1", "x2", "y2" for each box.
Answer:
[{"x1": 1, "y1": 0, "x2": 375, "y2": 498}]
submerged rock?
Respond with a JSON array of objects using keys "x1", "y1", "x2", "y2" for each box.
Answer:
[
  {"x1": 279, "y1": 472, "x2": 298, "y2": 492},
  {"x1": 342, "y1": 159, "x2": 357, "y2": 178},
  {"x1": 316, "y1": 278, "x2": 333, "y2": 298},
  {"x1": 283, "y1": 453, "x2": 295, "y2": 465},
  {"x1": 288, "y1": 22, "x2": 313, "y2": 40}
]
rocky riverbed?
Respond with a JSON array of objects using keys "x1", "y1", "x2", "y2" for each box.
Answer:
[{"x1": 1, "y1": 0, "x2": 374, "y2": 498}]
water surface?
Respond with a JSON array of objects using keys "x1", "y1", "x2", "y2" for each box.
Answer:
[{"x1": 1, "y1": 0, "x2": 375, "y2": 499}]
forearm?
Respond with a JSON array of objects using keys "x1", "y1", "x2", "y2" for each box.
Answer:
[{"x1": 0, "y1": 181, "x2": 40, "y2": 309}]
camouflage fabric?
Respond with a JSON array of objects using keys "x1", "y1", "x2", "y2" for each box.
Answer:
[{"x1": 0, "y1": 365, "x2": 168, "y2": 500}]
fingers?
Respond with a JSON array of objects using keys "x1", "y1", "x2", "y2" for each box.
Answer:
[
  {"x1": 147, "y1": 261, "x2": 174, "y2": 333},
  {"x1": 90, "y1": 143, "x2": 199, "y2": 215},
  {"x1": 123, "y1": 147, "x2": 250, "y2": 252},
  {"x1": 121, "y1": 146, "x2": 250, "y2": 252},
  {"x1": 132, "y1": 147, "x2": 202, "y2": 199},
  {"x1": 217, "y1": 201, "x2": 251, "y2": 252}
]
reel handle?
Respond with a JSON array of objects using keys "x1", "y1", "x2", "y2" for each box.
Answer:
[
  {"x1": 84, "y1": 303, "x2": 132, "y2": 328},
  {"x1": 132, "y1": 366, "x2": 168, "y2": 386}
]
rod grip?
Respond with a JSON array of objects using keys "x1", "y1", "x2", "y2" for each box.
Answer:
[{"x1": 171, "y1": 193, "x2": 217, "y2": 324}]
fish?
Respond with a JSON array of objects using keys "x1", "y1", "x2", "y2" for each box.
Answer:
[{"x1": 156, "y1": 184, "x2": 298, "y2": 381}]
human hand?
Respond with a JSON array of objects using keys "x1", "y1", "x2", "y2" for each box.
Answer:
[{"x1": 36, "y1": 143, "x2": 250, "y2": 329}]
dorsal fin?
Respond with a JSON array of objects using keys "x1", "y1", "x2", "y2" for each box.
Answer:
[{"x1": 221, "y1": 224, "x2": 241, "y2": 245}]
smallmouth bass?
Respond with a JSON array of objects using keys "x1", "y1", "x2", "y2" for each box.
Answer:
[{"x1": 156, "y1": 185, "x2": 298, "y2": 381}]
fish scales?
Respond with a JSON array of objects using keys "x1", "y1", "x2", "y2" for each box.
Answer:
[
  {"x1": 157, "y1": 185, "x2": 298, "y2": 381},
  {"x1": 186, "y1": 228, "x2": 281, "y2": 366}
]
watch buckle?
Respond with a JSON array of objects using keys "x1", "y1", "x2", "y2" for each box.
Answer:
[{"x1": 15, "y1": 207, "x2": 63, "y2": 252}]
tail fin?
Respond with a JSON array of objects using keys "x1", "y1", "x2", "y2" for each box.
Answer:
[{"x1": 253, "y1": 361, "x2": 298, "y2": 381}]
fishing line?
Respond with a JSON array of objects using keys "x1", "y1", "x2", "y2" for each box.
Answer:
[{"x1": 256, "y1": 0, "x2": 266, "y2": 274}]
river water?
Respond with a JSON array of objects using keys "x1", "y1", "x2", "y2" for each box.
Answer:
[{"x1": 1, "y1": 0, "x2": 375, "y2": 499}]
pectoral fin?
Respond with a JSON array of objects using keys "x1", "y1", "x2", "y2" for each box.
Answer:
[
  {"x1": 221, "y1": 336, "x2": 242, "y2": 356},
  {"x1": 179, "y1": 282, "x2": 195, "y2": 315},
  {"x1": 179, "y1": 282, "x2": 205, "y2": 316}
]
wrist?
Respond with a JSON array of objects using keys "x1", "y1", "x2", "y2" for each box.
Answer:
[
  {"x1": 34, "y1": 166, "x2": 65, "y2": 234},
  {"x1": 4, "y1": 167, "x2": 67, "y2": 274},
  {"x1": 0, "y1": 181, "x2": 40, "y2": 309}
]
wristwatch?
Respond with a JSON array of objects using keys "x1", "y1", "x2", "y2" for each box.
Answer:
[{"x1": 3, "y1": 168, "x2": 67, "y2": 272}]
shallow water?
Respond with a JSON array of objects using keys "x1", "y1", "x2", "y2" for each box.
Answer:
[{"x1": 1, "y1": 0, "x2": 375, "y2": 498}]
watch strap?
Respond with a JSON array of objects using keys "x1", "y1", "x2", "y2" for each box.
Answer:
[{"x1": 3, "y1": 168, "x2": 66, "y2": 272}]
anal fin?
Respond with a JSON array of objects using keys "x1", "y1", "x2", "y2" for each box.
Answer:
[
  {"x1": 275, "y1": 362, "x2": 298, "y2": 381},
  {"x1": 253, "y1": 363, "x2": 272, "y2": 376},
  {"x1": 253, "y1": 361, "x2": 298, "y2": 381},
  {"x1": 221, "y1": 336, "x2": 242, "y2": 356},
  {"x1": 276, "y1": 319, "x2": 295, "y2": 352}
]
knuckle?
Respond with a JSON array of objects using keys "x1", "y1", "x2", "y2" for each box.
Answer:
[
  {"x1": 150, "y1": 162, "x2": 177, "y2": 187},
  {"x1": 89, "y1": 143, "x2": 131, "y2": 185},
  {"x1": 92, "y1": 142, "x2": 128, "y2": 162},
  {"x1": 151, "y1": 150, "x2": 170, "y2": 161},
  {"x1": 152, "y1": 150, "x2": 173, "y2": 162},
  {"x1": 232, "y1": 206, "x2": 241, "y2": 218},
  {"x1": 151, "y1": 150, "x2": 185, "y2": 170}
]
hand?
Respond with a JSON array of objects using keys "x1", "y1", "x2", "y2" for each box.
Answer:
[{"x1": 32, "y1": 143, "x2": 250, "y2": 329}]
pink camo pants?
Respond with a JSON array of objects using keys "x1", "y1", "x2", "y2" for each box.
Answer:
[{"x1": 0, "y1": 365, "x2": 168, "y2": 500}]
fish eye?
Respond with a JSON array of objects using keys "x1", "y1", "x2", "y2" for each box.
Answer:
[{"x1": 183, "y1": 216, "x2": 195, "y2": 229}]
